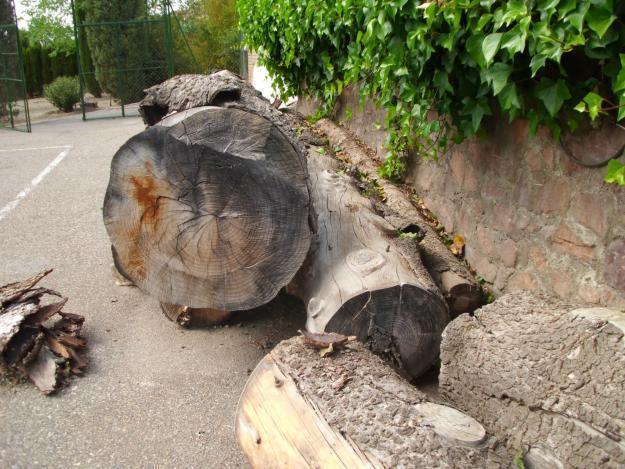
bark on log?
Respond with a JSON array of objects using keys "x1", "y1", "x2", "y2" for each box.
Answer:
[
  {"x1": 440, "y1": 292, "x2": 625, "y2": 468},
  {"x1": 289, "y1": 148, "x2": 449, "y2": 379},
  {"x1": 103, "y1": 106, "x2": 311, "y2": 311},
  {"x1": 236, "y1": 336, "x2": 508, "y2": 468},
  {"x1": 314, "y1": 119, "x2": 483, "y2": 317}
]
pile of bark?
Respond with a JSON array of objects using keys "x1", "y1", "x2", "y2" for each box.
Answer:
[
  {"x1": 103, "y1": 70, "x2": 483, "y2": 381},
  {"x1": 0, "y1": 270, "x2": 87, "y2": 394}
]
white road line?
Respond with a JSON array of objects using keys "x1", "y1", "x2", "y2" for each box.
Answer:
[
  {"x1": 0, "y1": 145, "x2": 71, "y2": 153},
  {"x1": 0, "y1": 146, "x2": 72, "y2": 222}
]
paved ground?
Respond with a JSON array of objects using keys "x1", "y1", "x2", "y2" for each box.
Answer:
[{"x1": 0, "y1": 111, "x2": 305, "y2": 468}]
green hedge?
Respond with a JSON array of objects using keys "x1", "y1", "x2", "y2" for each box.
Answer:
[
  {"x1": 21, "y1": 35, "x2": 77, "y2": 97},
  {"x1": 239, "y1": 0, "x2": 625, "y2": 180}
]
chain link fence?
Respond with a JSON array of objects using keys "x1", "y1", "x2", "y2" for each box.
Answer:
[
  {"x1": 0, "y1": 0, "x2": 31, "y2": 132},
  {"x1": 72, "y1": 0, "x2": 175, "y2": 120}
]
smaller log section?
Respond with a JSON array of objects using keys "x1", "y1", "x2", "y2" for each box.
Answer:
[
  {"x1": 0, "y1": 270, "x2": 88, "y2": 394},
  {"x1": 236, "y1": 336, "x2": 509, "y2": 468},
  {"x1": 103, "y1": 106, "x2": 311, "y2": 311},
  {"x1": 314, "y1": 119, "x2": 483, "y2": 317},
  {"x1": 288, "y1": 149, "x2": 449, "y2": 379},
  {"x1": 440, "y1": 293, "x2": 625, "y2": 468}
]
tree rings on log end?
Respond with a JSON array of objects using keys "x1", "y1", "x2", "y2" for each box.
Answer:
[
  {"x1": 104, "y1": 107, "x2": 311, "y2": 310},
  {"x1": 325, "y1": 285, "x2": 449, "y2": 378}
]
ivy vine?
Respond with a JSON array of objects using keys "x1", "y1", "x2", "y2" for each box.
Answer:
[{"x1": 238, "y1": 0, "x2": 625, "y2": 182}]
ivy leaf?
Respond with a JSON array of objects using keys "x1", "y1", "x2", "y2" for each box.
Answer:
[
  {"x1": 604, "y1": 159, "x2": 625, "y2": 186},
  {"x1": 498, "y1": 82, "x2": 521, "y2": 110},
  {"x1": 582, "y1": 92, "x2": 603, "y2": 120},
  {"x1": 586, "y1": 6, "x2": 616, "y2": 38},
  {"x1": 530, "y1": 55, "x2": 547, "y2": 77},
  {"x1": 466, "y1": 33, "x2": 486, "y2": 68},
  {"x1": 482, "y1": 62, "x2": 512, "y2": 95},
  {"x1": 482, "y1": 33, "x2": 503, "y2": 65},
  {"x1": 573, "y1": 101, "x2": 587, "y2": 113},
  {"x1": 558, "y1": 0, "x2": 576, "y2": 17},
  {"x1": 433, "y1": 70, "x2": 453, "y2": 93},
  {"x1": 534, "y1": 78, "x2": 571, "y2": 117},
  {"x1": 618, "y1": 94, "x2": 625, "y2": 122},
  {"x1": 613, "y1": 54, "x2": 625, "y2": 92},
  {"x1": 501, "y1": 26, "x2": 526, "y2": 55}
]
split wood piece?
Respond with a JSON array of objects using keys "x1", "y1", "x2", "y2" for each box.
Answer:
[
  {"x1": 103, "y1": 106, "x2": 311, "y2": 311},
  {"x1": 160, "y1": 302, "x2": 231, "y2": 328},
  {"x1": 440, "y1": 292, "x2": 625, "y2": 468},
  {"x1": 235, "y1": 336, "x2": 508, "y2": 468},
  {"x1": 314, "y1": 119, "x2": 482, "y2": 317},
  {"x1": 288, "y1": 149, "x2": 449, "y2": 379},
  {"x1": 0, "y1": 270, "x2": 88, "y2": 394}
]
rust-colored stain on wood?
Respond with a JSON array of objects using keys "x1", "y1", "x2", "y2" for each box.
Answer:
[
  {"x1": 123, "y1": 170, "x2": 162, "y2": 282},
  {"x1": 129, "y1": 175, "x2": 161, "y2": 225}
]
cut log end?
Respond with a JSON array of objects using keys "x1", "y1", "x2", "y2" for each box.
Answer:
[
  {"x1": 323, "y1": 285, "x2": 448, "y2": 378},
  {"x1": 104, "y1": 106, "x2": 311, "y2": 311},
  {"x1": 236, "y1": 336, "x2": 508, "y2": 468}
]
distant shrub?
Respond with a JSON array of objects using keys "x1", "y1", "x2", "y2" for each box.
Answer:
[{"x1": 44, "y1": 76, "x2": 80, "y2": 112}]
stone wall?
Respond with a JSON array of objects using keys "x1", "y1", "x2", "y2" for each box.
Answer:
[{"x1": 298, "y1": 88, "x2": 625, "y2": 308}]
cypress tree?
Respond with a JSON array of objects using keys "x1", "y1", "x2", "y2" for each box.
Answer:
[{"x1": 80, "y1": 0, "x2": 152, "y2": 103}]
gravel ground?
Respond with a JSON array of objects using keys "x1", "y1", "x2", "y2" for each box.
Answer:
[{"x1": 0, "y1": 112, "x2": 305, "y2": 468}]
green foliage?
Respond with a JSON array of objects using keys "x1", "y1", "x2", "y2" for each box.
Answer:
[
  {"x1": 238, "y1": 0, "x2": 625, "y2": 179},
  {"x1": 513, "y1": 448, "x2": 526, "y2": 469},
  {"x1": 44, "y1": 76, "x2": 80, "y2": 112},
  {"x1": 80, "y1": 0, "x2": 163, "y2": 103},
  {"x1": 21, "y1": 0, "x2": 75, "y2": 56},
  {"x1": 605, "y1": 159, "x2": 625, "y2": 186},
  {"x1": 20, "y1": 32, "x2": 77, "y2": 97},
  {"x1": 174, "y1": 0, "x2": 241, "y2": 74}
]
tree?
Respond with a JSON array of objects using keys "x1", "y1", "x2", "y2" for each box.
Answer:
[
  {"x1": 175, "y1": 0, "x2": 240, "y2": 74},
  {"x1": 20, "y1": 0, "x2": 74, "y2": 55},
  {"x1": 80, "y1": 0, "x2": 154, "y2": 103}
]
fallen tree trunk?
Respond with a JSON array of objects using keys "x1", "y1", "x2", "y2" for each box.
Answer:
[
  {"x1": 236, "y1": 335, "x2": 509, "y2": 468},
  {"x1": 104, "y1": 106, "x2": 311, "y2": 311},
  {"x1": 314, "y1": 119, "x2": 482, "y2": 317},
  {"x1": 0, "y1": 270, "x2": 87, "y2": 394},
  {"x1": 440, "y1": 293, "x2": 625, "y2": 468},
  {"x1": 289, "y1": 148, "x2": 449, "y2": 379}
]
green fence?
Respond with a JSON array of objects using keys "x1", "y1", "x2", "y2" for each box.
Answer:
[
  {"x1": 72, "y1": 0, "x2": 176, "y2": 120},
  {"x1": 0, "y1": 2, "x2": 31, "y2": 132}
]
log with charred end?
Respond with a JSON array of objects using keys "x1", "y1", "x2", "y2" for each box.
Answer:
[
  {"x1": 289, "y1": 149, "x2": 449, "y2": 379},
  {"x1": 440, "y1": 293, "x2": 625, "y2": 467},
  {"x1": 235, "y1": 336, "x2": 508, "y2": 468},
  {"x1": 314, "y1": 119, "x2": 483, "y2": 317},
  {"x1": 160, "y1": 302, "x2": 232, "y2": 328},
  {"x1": 103, "y1": 106, "x2": 311, "y2": 311}
]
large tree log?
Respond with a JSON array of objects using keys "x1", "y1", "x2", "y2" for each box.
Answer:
[
  {"x1": 289, "y1": 148, "x2": 449, "y2": 379},
  {"x1": 314, "y1": 119, "x2": 483, "y2": 317},
  {"x1": 236, "y1": 336, "x2": 509, "y2": 468},
  {"x1": 104, "y1": 106, "x2": 311, "y2": 311},
  {"x1": 440, "y1": 293, "x2": 625, "y2": 468}
]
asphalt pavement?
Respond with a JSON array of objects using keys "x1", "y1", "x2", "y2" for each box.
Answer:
[{"x1": 0, "y1": 110, "x2": 305, "y2": 468}]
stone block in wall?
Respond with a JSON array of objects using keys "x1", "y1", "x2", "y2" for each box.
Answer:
[
  {"x1": 570, "y1": 192, "x2": 609, "y2": 238},
  {"x1": 550, "y1": 223, "x2": 597, "y2": 264}
]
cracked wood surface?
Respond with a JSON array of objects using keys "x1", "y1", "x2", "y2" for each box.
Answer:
[
  {"x1": 288, "y1": 148, "x2": 449, "y2": 379},
  {"x1": 236, "y1": 336, "x2": 508, "y2": 468},
  {"x1": 314, "y1": 119, "x2": 483, "y2": 317},
  {"x1": 104, "y1": 106, "x2": 311, "y2": 310},
  {"x1": 440, "y1": 293, "x2": 625, "y2": 468}
]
